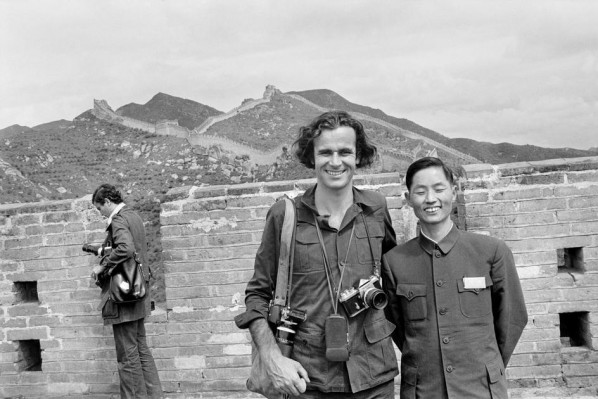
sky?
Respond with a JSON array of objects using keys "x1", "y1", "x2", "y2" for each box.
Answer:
[{"x1": 1, "y1": 0, "x2": 597, "y2": 149}]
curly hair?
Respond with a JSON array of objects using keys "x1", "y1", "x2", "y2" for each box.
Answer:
[
  {"x1": 292, "y1": 110, "x2": 377, "y2": 169},
  {"x1": 92, "y1": 184, "x2": 124, "y2": 205}
]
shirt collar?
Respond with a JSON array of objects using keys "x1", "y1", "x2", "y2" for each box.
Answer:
[
  {"x1": 300, "y1": 184, "x2": 377, "y2": 212},
  {"x1": 300, "y1": 184, "x2": 373, "y2": 231},
  {"x1": 418, "y1": 223, "x2": 460, "y2": 255},
  {"x1": 106, "y1": 203, "x2": 126, "y2": 227}
]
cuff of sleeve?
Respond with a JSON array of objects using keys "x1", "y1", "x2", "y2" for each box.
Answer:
[{"x1": 234, "y1": 309, "x2": 267, "y2": 329}]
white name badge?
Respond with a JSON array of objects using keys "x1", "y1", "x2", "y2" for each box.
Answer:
[{"x1": 463, "y1": 277, "x2": 486, "y2": 289}]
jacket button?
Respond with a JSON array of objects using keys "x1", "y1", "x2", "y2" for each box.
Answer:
[
  {"x1": 439, "y1": 307, "x2": 447, "y2": 315},
  {"x1": 442, "y1": 337, "x2": 450, "y2": 344},
  {"x1": 435, "y1": 252, "x2": 441, "y2": 258},
  {"x1": 446, "y1": 365, "x2": 454, "y2": 373},
  {"x1": 436, "y1": 280, "x2": 444, "y2": 287}
]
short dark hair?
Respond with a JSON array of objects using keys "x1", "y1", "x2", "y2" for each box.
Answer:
[
  {"x1": 292, "y1": 110, "x2": 377, "y2": 169},
  {"x1": 405, "y1": 157, "x2": 455, "y2": 190},
  {"x1": 92, "y1": 184, "x2": 124, "y2": 205}
]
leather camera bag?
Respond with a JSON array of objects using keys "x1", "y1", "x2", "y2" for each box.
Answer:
[{"x1": 108, "y1": 252, "x2": 146, "y2": 304}]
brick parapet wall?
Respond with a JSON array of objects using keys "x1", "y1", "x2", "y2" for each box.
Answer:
[
  {"x1": 460, "y1": 157, "x2": 598, "y2": 394},
  {"x1": 2, "y1": 157, "x2": 598, "y2": 398}
]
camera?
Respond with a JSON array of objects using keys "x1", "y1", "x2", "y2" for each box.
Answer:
[
  {"x1": 82, "y1": 244, "x2": 111, "y2": 256},
  {"x1": 339, "y1": 275, "x2": 388, "y2": 317},
  {"x1": 268, "y1": 305, "x2": 306, "y2": 357},
  {"x1": 82, "y1": 243, "x2": 101, "y2": 255}
]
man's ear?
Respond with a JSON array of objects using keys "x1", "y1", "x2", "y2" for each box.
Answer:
[{"x1": 404, "y1": 191, "x2": 411, "y2": 207}]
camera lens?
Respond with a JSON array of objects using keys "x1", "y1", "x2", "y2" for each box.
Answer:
[
  {"x1": 275, "y1": 326, "x2": 296, "y2": 357},
  {"x1": 363, "y1": 288, "x2": 388, "y2": 310}
]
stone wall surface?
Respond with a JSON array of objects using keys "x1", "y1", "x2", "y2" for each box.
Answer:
[{"x1": 1, "y1": 157, "x2": 598, "y2": 398}]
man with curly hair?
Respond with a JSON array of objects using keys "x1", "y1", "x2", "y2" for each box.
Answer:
[{"x1": 235, "y1": 111, "x2": 399, "y2": 398}]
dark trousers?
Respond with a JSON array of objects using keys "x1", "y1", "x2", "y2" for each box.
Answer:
[
  {"x1": 297, "y1": 380, "x2": 395, "y2": 399},
  {"x1": 113, "y1": 318, "x2": 162, "y2": 398}
]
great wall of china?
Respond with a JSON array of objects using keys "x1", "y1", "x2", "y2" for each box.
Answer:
[{"x1": 90, "y1": 85, "x2": 480, "y2": 167}]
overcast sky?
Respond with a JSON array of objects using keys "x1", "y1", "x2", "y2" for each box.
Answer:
[{"x1": 1, "y1": 0, "x2": 597, "y2": 149}]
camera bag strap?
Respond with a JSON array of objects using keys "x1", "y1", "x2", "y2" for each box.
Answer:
[{"x1": 272, "y1": 197, "x2": 296, "y2": 308}]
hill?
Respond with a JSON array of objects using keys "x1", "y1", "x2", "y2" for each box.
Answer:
[
  {"x1": 3, "y1": 85, "x2": 597, "y2": 306},
  {"x1": 116, "y1": 92, "x2": 223, "y2": 130},
  {"x1": 0, "y1": 124, "x2": 35, "y2": 139},
  {"x1": 290, "y1": 89, "x2": 598, "y2": 163}
]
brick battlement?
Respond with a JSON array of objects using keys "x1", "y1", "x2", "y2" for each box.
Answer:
[{"x1": 2, "y1": 157, "x2": 598, "y2": 398}]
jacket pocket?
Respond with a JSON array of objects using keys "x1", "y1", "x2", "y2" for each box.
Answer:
[
  {"x1": 102, "y1": 298, "x2": 119, "y2": 319},
  {"x1": 354, "y1": 221, "x2": 384, "y2": 264},
  {"x1": 295, "y1": 228, "x2": 323, "y2": 272},
  {"x1": 396, "y1": 283, "x2": 427, "y2": 321},
  {"x1": 364, "y1": 315, "x2": 397, "y2": 380},
  {"x1": 486, "y1": 358, "x2": 507, "y2": 399},
  {"x1": 457, "y1": 275, "x2": 493, "y2": 318},
  {"x1": 293, "y1": 330, "x2": 328, "y2": 384},
  {"x1": 400, "y1": 362, "x2": 417, "y2": 399}
]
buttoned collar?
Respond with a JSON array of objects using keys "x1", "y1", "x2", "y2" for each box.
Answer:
[{"x1": 418, "y1": 223, "x2": 460, "y2": 256}]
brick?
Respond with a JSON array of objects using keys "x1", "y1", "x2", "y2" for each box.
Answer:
[
  {"x1": 517, "y1": 173, "x2": 565, "y2": 185},
  {"x1": 25, "y1": 224, "x2": 65, "y2": 235},
  {"x1": 12, "y1": 214, "x2": 42, "y2": 226},
  {"x1": 162, "y1": 185, "x2": 193, "y2": 202},
  {"x1": 226, "y1": 196, "x2": 275, "y2": 208},
  {"x1": 192, "y1": 186, "x2": 227, "y2": 199},
  {"x1": 505, "y1": 364, "x2": 562, "y2": 379},
  {"x1": 569, "y1": 196, "x2": 598, "y2": 209},
  {"x1": 43, "y1": 211, "x2": 81, "y2": 223},
  {"x1": 227, "y1": 185, "x2": 262, "y2": 196},
  {"x1": 567, "y1": 170, "x2": 598, "y2": 183},
  {"x1": 182, "y1": 199, "x2": 227, "y2": 212},
  {"x1": 44, "y1": 232, "x2": 87, "y2": 246},
  {"x1": 518, "y1": 198, "x2": 567, "y2": 212},
  {"x1": 4, "y1": 236, "x2": 43, "y2": 250},
  {"x1": 6, "y1": 326, "x2": 48, "y2": 340}
]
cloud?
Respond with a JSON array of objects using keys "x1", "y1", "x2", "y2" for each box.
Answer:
[{"x1": 1, "y1": 0, "x2": 597, "y2": 149}]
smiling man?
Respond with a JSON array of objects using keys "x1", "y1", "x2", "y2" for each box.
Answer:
[
  {"x1": 235, "y1": 111, "x2": 399, "y2": 398},
  {"x1": 382, "y1": 157, "x2": 528, "y2": 399}
]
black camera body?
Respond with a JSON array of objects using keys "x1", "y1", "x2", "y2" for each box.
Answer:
[
  {"x1": 339, "y1": 275, "x2": 388, "y2": 318},
  {"x1": 82, "y1": 244, "x2": 111, "y2": 256},
  {"x1": 82, "y1": 243, "x2": 101, "y2": 255},
  {"x1": 268, "y1": 304, "x2": 306, "y2": 357}
]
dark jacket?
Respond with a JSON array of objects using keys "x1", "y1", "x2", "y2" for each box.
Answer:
[
  {"x1": 235, "y1": 185, "x2": 399, "y2": 393},
  {"x1": 382, "y1": 225, "x2": 528, "y2": 399},
  {"x1": 99, "y1": 205, "x2": 151, "y2": 325}
]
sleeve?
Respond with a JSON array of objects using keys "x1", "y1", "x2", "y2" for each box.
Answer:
[
  {"x1": 105, "y1": 216, "x2": 136, "y2": 268},
  {"x1": 382, "y1": 252, "x2": 405, "y2": 350},
  {"x1": 491, "y1": 240, "x2": 528, "y2": 366},
  {"x1": 234, "y1": 200, "x2": 286, "y2": 329}
]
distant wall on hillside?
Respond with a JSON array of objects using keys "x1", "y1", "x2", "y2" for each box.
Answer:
[{"x1": 2, "y1": 156, "x2": 598, "y2": 398}]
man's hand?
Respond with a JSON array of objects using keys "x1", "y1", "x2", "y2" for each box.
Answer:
[
  {"x1": 262, "y1": 348, "x2": 310, "y2": 396},
  {"x1": 249, "y1": 318, "x2": 310, "y2": 396},
  {"x1": 91, "y1": 265, "x2": 107, "y2": 282}
]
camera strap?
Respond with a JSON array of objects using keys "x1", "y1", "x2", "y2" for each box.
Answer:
[
  {"x1": 272, "y1": 197, "x2": 297, "y2": 309},
  {"x1": 360, "y1": 213, "x2": 381, "y2": 278},
  {"x1": 313, "y1": 214, "x2": 355, "y2": 315}
]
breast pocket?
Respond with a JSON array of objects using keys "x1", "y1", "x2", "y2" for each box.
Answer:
[
  {"x1": 295, "y1": 228, "x2": 322, "y2": 272},
  {"x1": 354, "y1": 221, "x2": 384, "y2": 265},
  {"x1": 457, "y1": 275, "x2": 493, "y2": 318},
  {"x1": 396, "y1": 284, "x2": 427, "y2": 321}
]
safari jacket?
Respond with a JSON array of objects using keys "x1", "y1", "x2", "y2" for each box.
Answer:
[
  {"x1": 235, "y1": 185, "x2": 399, "y2": 393},
  {"x1": 99, "y1": 205, "x2": 152, "y2": 325},
  {"x1": 382, "y1": 225, "x2": 528, "y2": 399}
]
